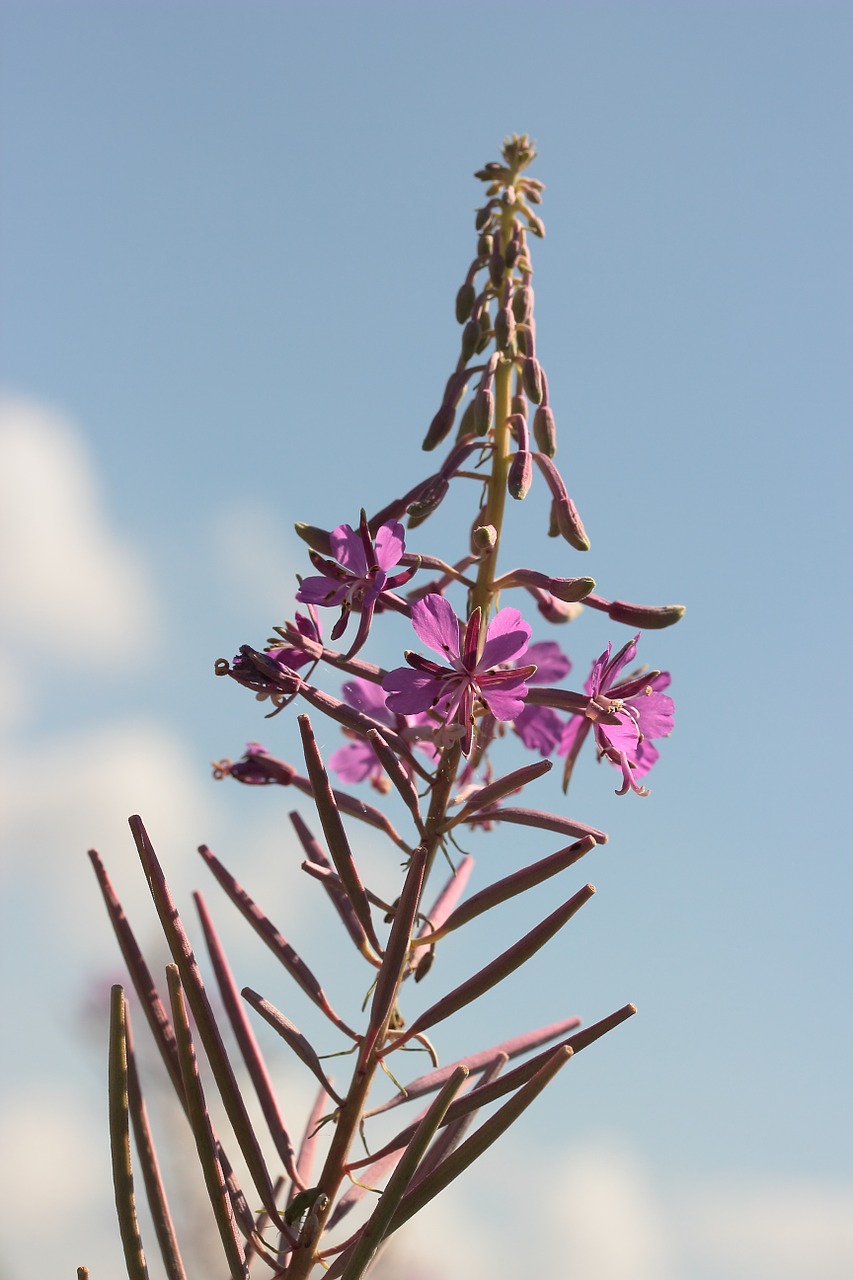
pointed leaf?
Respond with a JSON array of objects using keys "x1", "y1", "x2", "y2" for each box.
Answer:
[
  {"x1": 108, "y1": 986, "x2": 150, "y2": 1280},
  {"x1": 242, "y1": 988, "x2": 344, "y2": 1106},
  {"x1": 460, "y1": 805, "x2": 607, "y2": 843}
]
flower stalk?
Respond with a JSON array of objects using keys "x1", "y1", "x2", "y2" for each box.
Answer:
[{"x1": 87, "y1": 135, "x2": 683, "y2": 1279}]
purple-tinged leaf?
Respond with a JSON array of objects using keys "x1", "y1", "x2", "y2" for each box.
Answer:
[
  {"x1": 165, "y1": 967, "x2": 250, "y2": 1280},
  {"x1": 194, "y1": 892, "x2": 303, "y2": 1189},
  {"x1": 366, "y1": 729, "x2": 425, "y2": 833},
  {"x1": 241, "y1": 989, "x2": 344, "y2": 1107},
  {"x1": 409, "y1": 1053, "x2": 508, "y2": 1191},
  {"x1": 379, "y1": 883, "x2": 595, "y2": 1056},
  {"x1": 198, "y1": 843, "x2": 358, "y2": 1038}
]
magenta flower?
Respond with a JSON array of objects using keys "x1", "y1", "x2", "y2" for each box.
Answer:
[
  {"x1": 329, "y1": 677, "x2": 438, "y2": 791},
  {"x1": 295, "y1": 512, "x2": 416, "y2": 657},
  {"x1": 560, "y1": 633, "x2": 674, "y2": 795},
  {"x1": 510, "y1": 640, "x2": 572, "y2": 755},
  {"x1": 383, "y1": 594, "x2": 536, "y2": 756}
]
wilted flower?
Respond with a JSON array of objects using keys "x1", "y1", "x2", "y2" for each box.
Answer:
[
  {"x1": 560, "y1": 633, "x2": 674, "y2": 794},
  {"x1": 296, "y1": 512, "x2": 416, "y2": 656},
  {"x1": 383, "y1": 594, "x2": 536, "y2": 755}
]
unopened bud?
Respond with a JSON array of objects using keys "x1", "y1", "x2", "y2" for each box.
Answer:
[
  {"x1": 533, "y1": 405, "x2": 557, "y2": 456},
  {"x1": 472, "y1": 523, "x2": 497, "y2": 550},
  {"x1": 504, "y1": 184, "x2": 517, "y2": 206},
  {"x1": 522, "y1": 357, "x2": 544, "y2": 403},
  {"x1": 508, "y1": 449, "x2": 533, "y2": 500},
  {"x1": 525, "y1": 211, "x2": 546, "y2": 237},
  {"x1": 489, "y1": 251, "x2": 505, "y2": 288},
  {"x1": 506, "y1": 412, "x2": 526, "y2": 441},
  {"x1": 475, "y1": 205, "x2": 490, "y2": 230},
  {"x1": 455, "y1": 281, "x2": 476, "y2": 323},
  {"x1": 473, "y1": 387, "x2": 494, "y2": 435},
  {"x1": 477, "y1": 232, "x2": 493, "y2": 257},
  {"x1": 294, "y1": 522, "x2": 332, "y2": 555},
  {"x1": 458, "y1": 397, "x2": 478, "y2": 437},
  {"x1": 460, "y1": 317, "x2": 481, "y2": 363},
  {"x1": 607, "y1": 600, "x2": 686, "y2": 629},
  {"x1": 511, "y1": 394, "x2": 528, "y2": 421},
  {"x1": 512, "y1": 285, "x2": 534, "y2": 324},
  {"x1": 407, "y1": 475, "x2": 449, "y2": 521},
  {"x1": 505, "y1": 234, "x2": 520, "y2": 267},
  {"x1": 494, "y1": 305, "x2": 515, "y2": 352},
  {"x1": 422, "y1": 402, "x2": 456, "y2": 451},
  {"x1": 524, "y1": 185, "x2": 543, "y2": 205}
]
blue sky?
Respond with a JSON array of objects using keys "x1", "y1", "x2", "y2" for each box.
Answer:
[{"x1": 1, "y1": 4, "x2": 851, "y2": 1278}]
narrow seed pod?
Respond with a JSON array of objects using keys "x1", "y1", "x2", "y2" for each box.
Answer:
[{"x1": 533, "y1": 404, "x2": 557, "y2": 456}]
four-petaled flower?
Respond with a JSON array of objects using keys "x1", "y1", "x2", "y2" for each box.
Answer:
[
  {"x1": 510, "y1": 640, "x2": 572, "y2": 755},
  {"x1": 329, "y1": 677, "x2": 438, "y2": 791},
  {"x1": 383, "y1": 594, "x2": 536, "y2": 756},
  {"x1": 295, "y1": 512, "x2": 416, "y2": 657},
  {"x1": 559, "y1": 633, "x2": 674, "y2": 795}
]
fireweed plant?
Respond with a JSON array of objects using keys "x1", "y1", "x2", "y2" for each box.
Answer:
[{"x1": 86, "y1": 136, "x2": 683, "y2": 1280}]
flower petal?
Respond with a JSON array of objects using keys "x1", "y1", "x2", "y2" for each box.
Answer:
[
  {"x1": 478, "y1": 607, "x2": 532, "y2": 670},
  {"x1": 410, "y1": 594, "x2": 462, "y2": 661},
  {"x1": 373, "y1": 520, "x2": 406, "y2": 571},
  {"x1": 525, "y1": 641, "x2": 571, "y2": 685},
  {"x1": 330, "y1": 524, "x2": 369, "y2": 576},
  {"x1": 383, "y1": 666, "x2": 445, "y2": 715},
  {"x1": 512, "y1": 704, "x2": 565, "y2": 755},
  {"x1": 295, "y1": 576, "x2": 350, "y2": 607}
]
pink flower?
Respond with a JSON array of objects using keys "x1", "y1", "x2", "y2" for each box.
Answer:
[
  {"x1": 560, "y1": 634, "x2": 674, "y2": 795},
  {"x1": 329, "y1": 678, "x2": 438, "y2": 791},
  {"x1": 383, "y1": 594, "x2": 536, "y2": 756},
  {"x1": 510, "y1": 640, "x2": 572, "y2": 755},
  {"x1": 295, "y1": 512, "x2": 415, "y2": 657}
]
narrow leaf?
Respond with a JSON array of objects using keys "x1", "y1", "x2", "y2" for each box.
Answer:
[
  {"x1": 445, "y1": 759, "x2": 553, "y2": 826},
  {"x1": 108, "y1": 986, "x2": 150, "y2": 1280},
  {"x1": 410, "y1": 1052, "x2": 508, "y2": 1190},
  {"x1": 363, "y1": 842, "x2": 428, "y2": 1060},
  {"x1": 366, "y1": 729, "x2": 425, "y2": 832},
  {"x1": 289, "y1": 811, "x2": 375, "y2": 961}
]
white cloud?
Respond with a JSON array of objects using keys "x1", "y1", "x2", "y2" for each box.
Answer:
[{"x1": 0, "y1": 396, "x2": 160, "y2": 665}]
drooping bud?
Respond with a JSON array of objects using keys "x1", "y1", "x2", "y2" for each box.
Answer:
[
  {"x1": 407, "y1": 475, "x2": 449, "y2": 521},
  {"x1": 522, "y1": 356, "x2": 544, "y2": 404},
  {"x1": 460, "y1": 316, "x2": 481, "y2": 363},
  {"x1": 505, "y1": 232, "x2": 521, "y2": 268},
  {"x1": 477, "y1": 232, "x2": 493, "y2": 257},
  {"x1": 507, "y1": 449, "x2": 532, "y2": 500},
  {"x1": 422, "y1": 402, "x2": 456, "y2": 451},
  {"x1": 494, "y1": 304, "x2": 515, "y2": 353},
  {"x1": 457, "y1": 397, "x2": 478, "y2": 437},
  {"x1": 294, "y1": 522, "x2": 332, "y2": 556},
  {"x1": 506, "y1": 412, "x2": 527, "y2": 442},
  {"x1": 512, "y1": 285, "x2": 534, "y2": 324},
  {"x1": 455, "y1": 280, "x2": 476, "y2": 323},
  {"x1": 603, "y1": 598, "x2": 686, "y2": 629},
  {"x1": 524, "y1": 209, "x2": 546, "y2": 237},
  {"x1": 489, "y1": 251, "x2": 505, "y2": 288},
  {"x1": 511, "y1": 393, "x2": 528, "y2": 421},
  {"x1": 532, "y1": 404, "x2": 557, "y2": 456},
  {"x1": 535, "y1": 454, "x2": 590, "y2": 551},
  {"x1": 473, "y1": 386, "x2": 494, "y2": 435}
]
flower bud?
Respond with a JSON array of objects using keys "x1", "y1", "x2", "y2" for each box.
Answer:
[
  {"x1": 525, "y1": 211, "x2": 546, "y2": 237},
  {"x1": 457, "y1": 397, "x2": 478, "y2": 437},
  {"x1": 508, "y1": 449, "x2": 533, "y2": 500},
  {"x1": 422, "y1": 402, "x2": 456, "y2": 451},
  {"x1": 294, "y1": 522, "x2": 332, "y2": 555},
  {"x1": 607, "y1": 600, "x2": 686, "y2": 629},
  {"x1": 505, "y1": 234, "x2": 521, "y2": 268},
  {"x1": 477, "y1": 232, "x2": 493, "y2": 257},
  {"x1": 489, "y1": 251, "x2": 505, "y2": 288},
  {"x1": 512, "y1": 285, "x2": 534, "y2": 324},
  {"x1": 473, "y1": 386, "x2": 494, "y2": 435},
  {"x1": 524, "y1": 185, "x2": 543, "y2": 205},
  {"x1": 455, "y1": 280, "x2": 476, "y2": 323},
  {"x1": 460, "y1": 317, "x2": 481, "y2": 363},
  {"x1": 522, "y1": 356, "x2": 544, "y2": 403},
  {"x1": 472, "y1": 523, "x2": 497, "y2": 550},
  {"x1": 407, "y1": 475, "x2": 449, "y2": 521},
  {"x1": 511, "y1": 393, "x2": 528, "y2": 421},
  {"x1": 506, "y1": 412, "x2": 526, "y2": 442},
  {"x1": 533, "y1": 404, "x2": 557, "y2": 456},
  {"x1": 494, "y1": 305, "x2": 515, "y2": 353},
  {"x1": 475, "y1": 205, "x2": 490, "y2": 230}
]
